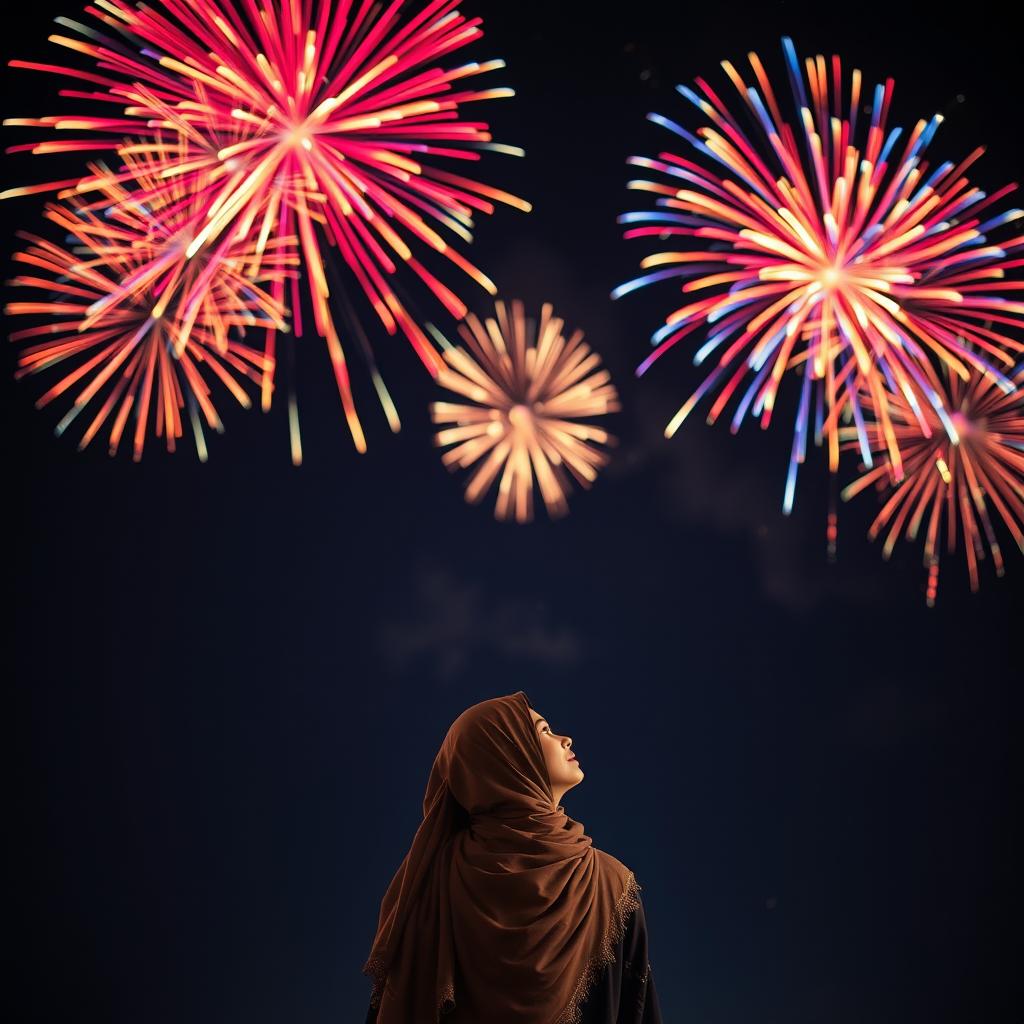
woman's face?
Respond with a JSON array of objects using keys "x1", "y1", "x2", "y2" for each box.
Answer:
[{"x1": 529, "y1": 707, "x2": 584, "y2": 806}]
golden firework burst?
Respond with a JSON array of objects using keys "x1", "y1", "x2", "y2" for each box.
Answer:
[{"x1": 429, "y1": 299, "x2": 620, "y2": 522}]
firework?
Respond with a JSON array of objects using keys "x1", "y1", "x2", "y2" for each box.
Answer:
[
  {"x1": 612, "y1": 36, "x2": 1024, "y2": 512},
  {"x1": 841, "y1": 362, "x2": 1024, "y2": 604},
  {"x1": 3, "y1": 0, "x2": 530, "y2": 460},
  {"x1": 4, "y1": 147, "x2": 294, "y2": 460},
  {"x1": 429, "y1": 300, "x2": 620, "y2": 522}
]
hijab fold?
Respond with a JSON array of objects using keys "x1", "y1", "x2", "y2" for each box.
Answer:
[{"x1": 362, "y1": 691, "x2": 640, "y2": 1024}]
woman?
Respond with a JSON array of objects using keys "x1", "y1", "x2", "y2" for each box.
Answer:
[{"x1": 362, "y1": 690, "x2": 663, "y2": 1023}]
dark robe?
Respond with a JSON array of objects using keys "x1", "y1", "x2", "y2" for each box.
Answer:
[
  {"x1": 364, "y1": 895, "x2": 663, "y2": 1023},
  {"x1": 577, "y1": 895, "x2": 664, "y2": 1024}
]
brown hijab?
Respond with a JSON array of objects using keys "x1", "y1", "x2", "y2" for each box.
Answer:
[{"x1": 362, "y1": 690, "x2": 641, "y2": 1024}]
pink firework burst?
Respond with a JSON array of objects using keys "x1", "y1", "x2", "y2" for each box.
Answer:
[
  {"x1": 4, "y1": 147, "x2": 295, "y2": 460},
  {"x1": 841, "y1": 360, "x2": 1024, "y2": 605},
  {"x1": 613, "y1": 36, "x2": 1024, "y2": 513},
  {"x1": 4, "y1": 0, "x2": 530, "y2": 460}
]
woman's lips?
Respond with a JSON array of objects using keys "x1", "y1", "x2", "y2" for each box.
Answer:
[{"x1": 567, "y1": 754, "x2": 577, "y2": 762}]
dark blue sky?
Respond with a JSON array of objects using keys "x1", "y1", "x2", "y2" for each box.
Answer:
[{"x1": 5, "y1": 2, "x2": 1019, "y2": 1022}]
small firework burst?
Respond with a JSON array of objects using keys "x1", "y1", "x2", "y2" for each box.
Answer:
[
  {"x1": 429, "y1": 300, "x2": 620, "y2": 522},
  {"x1": 3, "y1": 0, "x2": 530, "y2": 460},
  {"x1": 4, "y1": 147, "x2": 294, "y2": 460},
  {"x1": 613, "y1": 36, "x2": 1024, "y2": 512},
  {"x1": 841, "y1": 361, "x2": 1024, "y2": 604}
]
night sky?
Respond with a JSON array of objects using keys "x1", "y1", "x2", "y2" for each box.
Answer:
[{"x1": 5, "y1": 2, "x2": 1020, "y2": 1022}]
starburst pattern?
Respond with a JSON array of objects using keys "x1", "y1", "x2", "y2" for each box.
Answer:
[
  {"x1": 613, "y1": 36, "x2": 1024, "y2": 512},
  {"x1": 841, "y1": 361, "x2": 1024, "y2": 604},
  {"x1": 4, "y1": 147, "x2": 294, "y2": 460},
  {"x1": 429, "y1": 300, "x2": 620, "y2": 522},
  {"x1": 4, "y1": 0, "x2": 530, "y2": 459}
]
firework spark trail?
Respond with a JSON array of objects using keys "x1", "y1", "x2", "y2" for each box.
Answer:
[
  {"x1": 613, "y1": 36, "x2": 1024, "y2": 512},
  {"x1": 430, "y1": 300, "x2": 620, "y2": 522},
  {"x1": 3, "y1": 0, "x2": 530, "y2": 459},
  {"x1": 841, "y1": 361, "x2": 1024, "y2": 604},
  {"x1": 4, "y1": 146, "x2": 295, "y2": 460}
]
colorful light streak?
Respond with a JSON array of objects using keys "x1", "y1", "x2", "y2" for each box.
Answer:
[
  {"x1": 613, "y1": 36, "x2": 1024, "y2": 512},
  {"x1": 4, "y1": 0, "x2": 530, "y2": 460},
  {"x1": 429, "y1": 300, "x2": 620, "y2": 522},
  {"x1": 841, "y1": 362, "x2": 1024, "y2": 604},
  {"x1": 4, "y1": 147, "x2": 294, "y2": 460}
]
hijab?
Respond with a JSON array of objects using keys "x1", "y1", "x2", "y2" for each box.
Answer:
[{"x1": 362, "y1": 690, "x2": 641, "y2": 1024}]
